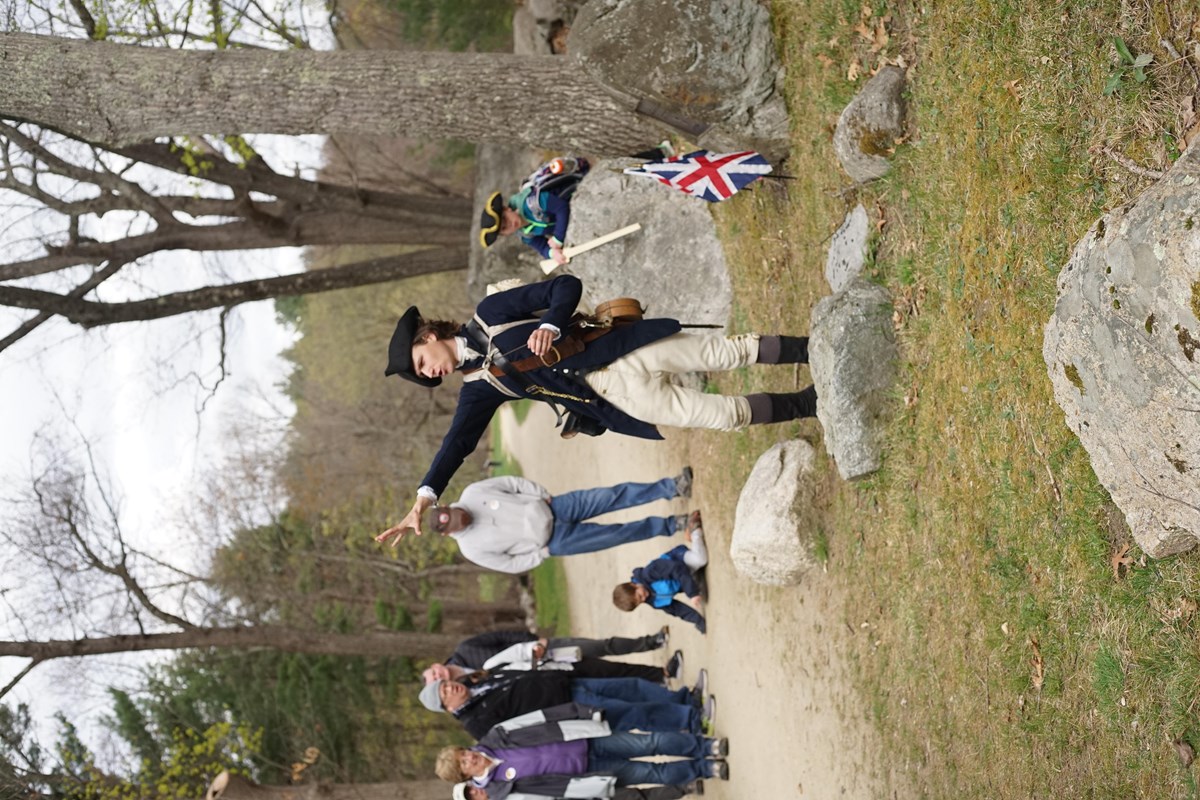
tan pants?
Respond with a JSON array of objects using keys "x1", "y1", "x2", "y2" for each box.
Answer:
[{"x1": 584, "y1": 332, "x2": 760, "y2": 431}]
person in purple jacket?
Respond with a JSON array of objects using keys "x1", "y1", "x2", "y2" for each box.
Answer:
[
  {"x1": 435, "y1": 726, "x2": 728, "y2": 797},
  {"x1": 612, "y1": 513, "x2": 708, "y2": 634}
]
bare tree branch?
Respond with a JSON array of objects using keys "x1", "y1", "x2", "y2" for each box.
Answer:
[{"x1": 0, "y1": 246, "x2": 465, "y2": 327}]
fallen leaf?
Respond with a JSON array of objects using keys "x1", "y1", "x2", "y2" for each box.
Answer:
[
  {"x1": 1111, "y1": 543, "x2": 1134, "y2": 579},
  {"x1": 854, "y1": 20, "x2": 873, "y2": 40},
  {"x1": 816, "y1": 53, "x2": 835, "y2": 67},
  {"x1": 1183, "y1": 119, "x2": 1200, "y2": 149},
  {"x1": 848, "y1": 58, "x2": 861, "y2": 81},
  {"x1": 828, "y1": 35, "x2": 840, "y2": 47},
  {"x1": 1001, "y1": 622, "x2": 1010, "y2": 636},
  {"x1": 860, "y1": 3, "x2": 872, "y2": 19},
  {"x1": 303, "y1": 747, "x2": 321, "y2": 764},
  {"x1": 870, "y1": 18, "x2": 890, "y2": 53},
  {"x1": 1029, "y1": 637, "x2": 1045, "y2": 692},
  {"x1": 1175, "y1": 739, "x2": 1195, "y2": 767},
  {"x1": 1003, "y1": 78, "x2": 1023, "y2": 101}
]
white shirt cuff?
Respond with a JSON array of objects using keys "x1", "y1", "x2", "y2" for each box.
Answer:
[
  {"x1": 417, "y1": 486, "x2": 438, "y2": 502},
  {"x1": 537, "y1": 323, "x2": 561, "y2": 339}
]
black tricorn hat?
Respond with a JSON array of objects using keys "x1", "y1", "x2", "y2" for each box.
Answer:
[
  {"x1": 385, "y1": 306, "x2": 442, "y2": 387},
  {"x1": 479, "y1": 191, "x2": 504, "y2": 248}
]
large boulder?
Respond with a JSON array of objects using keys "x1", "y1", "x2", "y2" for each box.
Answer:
[
  {"x1": 570, "y1": 0, "x2": 788, "y2": 159},
  {"x1": 730, "y1": 440, "x2": 822, "y2": 585},
  {"x1": 562, "y1": 160, "x2": 732, "y2": 326},
  {"x1": 809, "y1": 279, "x2": 898, "y2": 478},
  {"x1": 1043, "y1": 146, "x2": 1200, "y2": 557},
  {"x1": 825, "y1": 204, "x2": 871, "y2": 292},
  {"x1": 833, "y1": 66, "x2": 907, "y2": 184}
]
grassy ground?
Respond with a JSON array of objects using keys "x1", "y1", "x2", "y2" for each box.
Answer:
[{"x1": 687, "y1": 0, "x2": 1200, "y2": 796}]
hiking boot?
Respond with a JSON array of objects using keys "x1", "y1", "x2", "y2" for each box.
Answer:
[
  {"x1": 673, "y1": 466, "x2": 693, "y2": 498},
  {"x1": 704, "y1": 760, "x2": 729, "y2": 781},
  {"x1": 707, "y1": 737, "x2": 729, "y2": 758},
  {"x1": 665, "y1": 649, "x2": 684, "y2": 680},
  {"x1": 654, "y1": 625, "x2": 670, "y2": 649},
  {"x1": 682, "y1": 779, "x2": 704, "y2": 796}
]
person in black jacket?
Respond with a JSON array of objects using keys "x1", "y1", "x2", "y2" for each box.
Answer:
[
  {"x1": 377, "y1": 275, "x2": 816, "y2": 545},
  {"x1": 435, "y1": 627, "x2": 669, "y2": 676},
  {"x1": 420, "y1": 669, "x2": 707, "y2": 742}
]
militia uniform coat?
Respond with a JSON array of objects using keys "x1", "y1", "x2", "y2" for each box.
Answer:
[{"x1": 420, "y1": 276, "x2": 680, "y2": 497}]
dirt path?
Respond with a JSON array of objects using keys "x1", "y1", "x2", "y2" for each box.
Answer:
[{"x1": 499, "y1": 403, "x2": 892, "y2": 799}]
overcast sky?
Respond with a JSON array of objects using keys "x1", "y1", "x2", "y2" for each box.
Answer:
[{"x1": 0, "y1": 193, "x2": 306, "y2": 763}]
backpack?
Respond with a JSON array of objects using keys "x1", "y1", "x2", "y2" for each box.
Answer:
[{"x1": 508, "y1": 156, "x2": 591, "y2": 225}]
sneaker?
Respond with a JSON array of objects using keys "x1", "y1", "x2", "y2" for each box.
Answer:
[
  {"x1": 692, "y1": 668, "x2": 708, "y2": 703},
  {"x1": 682, "y1": 779, "x2": 704, "y2": 796},
  {"x1": 701, "y1": 694, "x2": 717, "y2": 734},
  {"x1": 673, "y1": 466, "x2": 693, "y2": 498},
  {"x1": 665, "y1": 649, "x2": 684, "y2": 680},
  {"x1": 705, "y1": 759, "x2": 729, "y2": 781},
  {"x1": 686, "y1": 509, "x2": 703, "y2": 535},
  {"x1": 707, "y1": 737, "x2": 729, "y2": 758},
  {"x1": 654, "y1": 625, "x2": 670, "y2": 648}
]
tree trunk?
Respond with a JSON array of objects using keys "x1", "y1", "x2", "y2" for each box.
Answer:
[
  {"x1": 0, "y1": 625, "x2": 457, "y2": 661},
  {"x1": 1, "y1": 33, "x2": 664, "y2": 153},
  {"x1": 0, "y1": 247, "x2": 465, "y2": 327}
]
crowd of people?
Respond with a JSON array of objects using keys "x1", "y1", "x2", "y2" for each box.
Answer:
[{"x1": 378, "y1": 151, "x2": 818, "y2": 799}]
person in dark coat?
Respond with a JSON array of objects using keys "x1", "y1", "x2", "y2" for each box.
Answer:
[
  {"x1": 376, "y1": 275, "x2": 817, "y2": 545},
  {"x1": 436, "y1": 628, "x2": 669, "y2": 676},
  {"x1": 424, "y1": 629, "x2": 682, "y2": 687},
  {"x1": 419, "y1": 669, "x2": 706, "y2": 742}
]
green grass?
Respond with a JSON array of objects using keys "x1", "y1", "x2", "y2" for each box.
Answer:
[
  {"x1": 529, "y1": 559, "x2": 571, "y2": 637},
  {"x1": 685, "y1": 0, "x2": 1200, "y2": 795}
]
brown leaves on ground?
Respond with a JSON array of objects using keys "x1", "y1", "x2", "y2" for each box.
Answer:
[
  {"x1": 1029, "y1": 637, "x2": 1045, "y2": 692},
  {"x1": 1111, "y1": 543, "x2": 1135, "y2": 579},
  {"x1": 1151, "y1": 595, "x2": 1198, "y2": 626},
  {"x1": 1180, "y1": 95, "x2": 1200, "y2": 149},
  {"x1": 1174, "y1": 738, "x2": 1196, "y2": 767},
  {"x1": 840, "y1": 5, "x2": 894, "y2": 81},
  {"x1": 290, "y1": 747, "x2": 321, "y2": 782}
]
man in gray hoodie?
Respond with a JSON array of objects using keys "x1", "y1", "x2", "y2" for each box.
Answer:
[{"x1": 427, "y1": 469, "x2": 693, "y2": 575}]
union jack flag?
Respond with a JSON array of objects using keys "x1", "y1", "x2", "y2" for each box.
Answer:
[{"x1": 623, "y1": 150, "x2": 773, "y2": 202}]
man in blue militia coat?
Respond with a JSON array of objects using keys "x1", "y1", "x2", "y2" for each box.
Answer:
[{"x1": 376, "y1": 275, "x2": 816, "y2": 545}]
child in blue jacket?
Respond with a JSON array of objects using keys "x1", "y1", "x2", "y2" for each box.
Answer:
[{"x1": 612, "y1": 512, "x2": 708, "y2": 633}]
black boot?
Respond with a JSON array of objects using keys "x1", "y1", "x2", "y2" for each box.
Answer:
[
  {"x1": 756, "y1": 335, "x2": 809, "y2": 364},
  {"x1": 746, "y1": 386, "x2": 818, "y2": 424}
]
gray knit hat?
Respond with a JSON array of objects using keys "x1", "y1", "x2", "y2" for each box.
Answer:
[{"x1": 420, "y1": 679, "x2": 444, "y2": 712}]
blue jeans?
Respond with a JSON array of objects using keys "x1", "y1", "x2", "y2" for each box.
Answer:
[
  {"x1": 571, "y1": 678, "x2": 697, "y2": 733},
  {"x1": 588, "y1": 732, "x2": 707, "y2": 785},
  {"x1": 547, "y1": 478, "x2": 677, "y2": 556}
]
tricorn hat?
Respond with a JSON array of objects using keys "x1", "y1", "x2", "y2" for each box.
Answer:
[
  {"x1": 479, "y1": 191, "x2": 504, "y2": 248},
  {"x1": 452, "y1": 783, "x2": 469, "y2": 800},
  {"x1": 385, "y1": 306, "x2": 442, "y2": 387}
]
